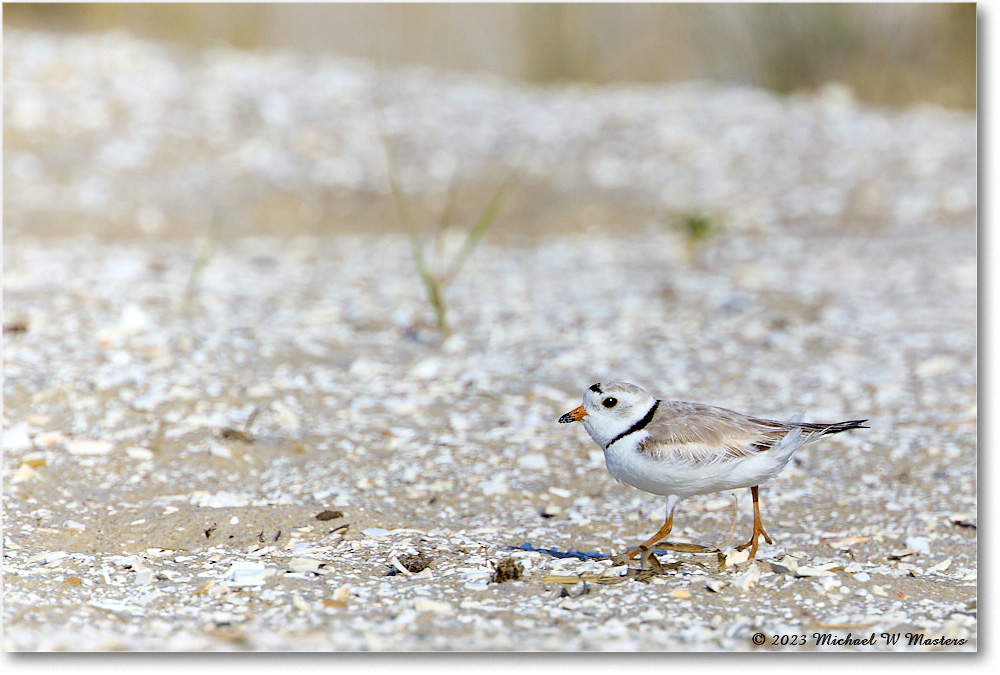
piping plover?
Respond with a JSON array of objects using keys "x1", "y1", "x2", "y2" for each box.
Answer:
[{"x1": 558, "y1": 382, "x2": 867, "y2": 559}]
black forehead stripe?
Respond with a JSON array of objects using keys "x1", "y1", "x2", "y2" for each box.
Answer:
[
  {"x1": 589, "y1": 383, "x2": 602, "y2": 393},
  {"x1": 606, "y1": 399, "x2": 660, "y2": 449}
]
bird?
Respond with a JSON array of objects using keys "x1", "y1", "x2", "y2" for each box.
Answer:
[{"x1": 558, "y1": 382, "x2": 867, "y2": 559}]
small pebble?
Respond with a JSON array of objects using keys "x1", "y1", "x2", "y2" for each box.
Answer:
[{"x1": 413, "y1": 598, "x2": 452, "y2": 614}]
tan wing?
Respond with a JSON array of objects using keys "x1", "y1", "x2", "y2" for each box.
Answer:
[{"x1": 636, "y1": 401, "x2": 792, "y2": 463}]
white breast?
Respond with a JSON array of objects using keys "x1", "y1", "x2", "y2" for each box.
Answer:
[{"x1": 602, "y1": 432, "x2": 801, "y2": 499}]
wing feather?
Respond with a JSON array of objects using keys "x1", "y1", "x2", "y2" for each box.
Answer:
[{"x1": 636, "y1": 401, "x2": 792, "y2": 464}]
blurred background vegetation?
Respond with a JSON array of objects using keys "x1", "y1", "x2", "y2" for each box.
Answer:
[{"x1": 4, "y1": 2, "x2": 976, "y2": 110}]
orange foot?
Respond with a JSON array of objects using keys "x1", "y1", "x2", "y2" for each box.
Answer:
[
  {"x1": 736, "y1": 485, "x2": 773, "y2": 559},
  {"x1": 736, "y1": 522, "x2": 772, "y2": 559},
  {"x1": 624, "y1": 512, "x2": 675, "y2": 559}
]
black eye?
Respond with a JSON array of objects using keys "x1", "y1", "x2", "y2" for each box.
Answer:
[{"x1": 602, "y1": 397, "x2": 618, "y2": 409}]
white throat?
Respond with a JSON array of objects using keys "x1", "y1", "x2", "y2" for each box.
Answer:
[{"x1": 583, "y1": 400, "x2": 660, "y2": 449}]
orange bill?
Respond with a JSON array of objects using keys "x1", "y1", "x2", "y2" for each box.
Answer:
[{"x1": 557, "y1": 406, "x2": 588, "y2": 424}]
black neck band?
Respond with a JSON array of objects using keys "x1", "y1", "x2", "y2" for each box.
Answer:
[{"x1": 607, "y1": 400, "x2": 660, "y2": 448}]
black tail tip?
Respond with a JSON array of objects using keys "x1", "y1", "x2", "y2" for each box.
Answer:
[{"x1": 816, "y1": 419, "x2": 869, "y2": 435}]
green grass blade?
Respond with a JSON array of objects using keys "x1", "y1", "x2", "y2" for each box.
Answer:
[
  {"x1": 378, "y1": 116, "x2": 448, "y2": 334},
  {"x1": 441, "y1": 180, "x2": 513, "y2": 287},
  {"x1": 184, "y1": 209, "x2": 223, "y2": 301}
]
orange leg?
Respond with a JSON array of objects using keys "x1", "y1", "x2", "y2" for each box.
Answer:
[
  {"x1": 736, "y1": 485, "x2": 773, "y2": 558},
  {"x1": 625, "y1": 511, "x2": 674, "y2": 559}
]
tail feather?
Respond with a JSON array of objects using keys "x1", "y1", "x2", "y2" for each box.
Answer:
[{"x1": 798, "y1": 419, "x2": 869, "y2": 436}]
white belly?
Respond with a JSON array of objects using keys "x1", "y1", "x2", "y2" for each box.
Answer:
[{"x1": 602, "y1": 431, "x2": 799, "y2": 499}]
